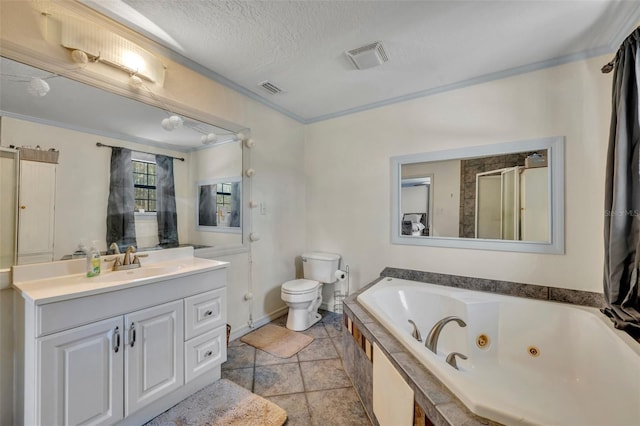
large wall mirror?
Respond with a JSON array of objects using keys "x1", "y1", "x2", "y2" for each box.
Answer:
[
  {"x1": 391, "y1": 137, "x2": 564, "y2": 254},
  {"x1": 0, "y1": 56, "x2": 249, "y2": 268}
]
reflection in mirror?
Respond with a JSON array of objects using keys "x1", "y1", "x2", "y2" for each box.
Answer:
[
  {"x1": 0, "y1": 57, "x2": 246, "y2": 265},
  {"x1": 391, "y1": 137, "x2": 564, "y2": 254},
  {"x1": 401, "y1": 176, "x2": 432, "y2": 236},
  {"x1": 197, "y1": 177, "x2": 241, "y2": 232}
]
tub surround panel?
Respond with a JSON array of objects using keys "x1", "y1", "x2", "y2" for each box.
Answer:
[{"x1": 380, "y1": 267, "x2": 605, "y2": 308}]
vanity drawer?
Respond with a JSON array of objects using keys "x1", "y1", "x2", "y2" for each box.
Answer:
[
  {"x1": 184, "y1": 326, "x2": 226, "y2": 383},
  {"x1": 184, "y1": 288, "x2": 226, "y2": 340}
]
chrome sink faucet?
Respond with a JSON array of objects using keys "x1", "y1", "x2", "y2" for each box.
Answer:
[
  {"x1": 123, "y1": 246, "x2": 136, "y2": 265},
  {"x1": 425, "y1": 316, "x2": 467, "y2": 354}
]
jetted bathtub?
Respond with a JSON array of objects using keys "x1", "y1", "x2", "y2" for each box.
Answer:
[{"x1": 357, "y1": 278, "x2": 640, "y2": 426}]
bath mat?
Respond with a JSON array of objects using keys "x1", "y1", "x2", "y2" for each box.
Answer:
[
  {"x1": 240, "y1": 323, "x2": 314, "y2": 358},
  {"x1": 144, "y1": 378, "x2": 287, "y2": 426}
]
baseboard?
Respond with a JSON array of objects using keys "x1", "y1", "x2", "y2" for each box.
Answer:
[{"x1": 229, "y1": 306, "x2": 289, "y2": 341}]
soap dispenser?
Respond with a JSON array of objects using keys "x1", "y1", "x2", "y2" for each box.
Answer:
[{"x1": 86, "y1": 242, "x2": 101, "y2": 277}]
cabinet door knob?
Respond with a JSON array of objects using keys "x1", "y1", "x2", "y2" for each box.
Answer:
[
  {"x1": 204, "y1": 350, "x2": 213, "y2": 358},
  {"x1": 129, "y1": 323, "x2": 136, "y2": 347},
  {"x1": 204, "y1": 310, "x2": 213, "y2": 317},
  {"x1": 20, "y1": 205, "x2": 26, "y2": 209},
  {"x1": 113, "y1": 327, "x2": 120, "y2": 353}
]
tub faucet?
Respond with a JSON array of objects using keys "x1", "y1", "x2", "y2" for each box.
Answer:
[
  {"x1": 425, "y1": 316, "x2": 467, "y2": 354},
  {"x1": 408, "y1": 319, "x2": 422, "y2": 342},
  {"x1": 445, "y1": 352, "x2": 468, "y2": 370}
]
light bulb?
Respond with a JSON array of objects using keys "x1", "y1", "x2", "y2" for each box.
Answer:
[
  {"x1": 245, "y1": 138, "x2": 255, "y2": 148},
  {"x1": 71, "y1": 49, "x2": 89, "y2": 64},
  {"x1": 27, "y1": 78, "x2": 50, "y2": 97},
  {"x1": 129, "y1": 75, "x2": 143, "y2": 88},
  {"x1": 161, "y1": 118, "x2": 173, "y2": 131},
  {"x1": 235, "y1": 132, "x2": 245, "y2": 141},
  {"x1": 169, "y1": 115, "x2": 183, "y2": 129},
  {"x1": 245, "y1": 168, "x2": 255, "y2": 177},
  {"x1": 201, "y1": 133, "x2": 218, "y2": 145}
]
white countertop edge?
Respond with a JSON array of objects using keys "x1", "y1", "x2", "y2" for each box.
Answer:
[{"x1": 13, "y1": 256, "x2": 229, "y2": 305}]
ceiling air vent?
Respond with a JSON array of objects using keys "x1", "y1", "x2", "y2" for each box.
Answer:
[
  {"x1": 258, "y1": 80, "x2": 284, "y2": 95},
  {"x1": 345, "y1": 41, "x2": 389, "y2": 70}
]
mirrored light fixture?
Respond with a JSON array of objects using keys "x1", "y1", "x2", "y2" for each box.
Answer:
[
  {"x1": 27, "y1": 77, "x2": 50, "y2": 97},
  {"x1": 201, "y1": 133, "x2": 218, "y2": 144},
  {"x1": 161, "y1": 115, "x2": 184, "y2": 131}
]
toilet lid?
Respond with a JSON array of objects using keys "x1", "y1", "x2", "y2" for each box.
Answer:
[{"x1": 282, "y1": 279, "x2": 319, "y2": 294}]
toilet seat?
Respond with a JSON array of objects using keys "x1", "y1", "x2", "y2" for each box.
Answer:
[{"x1": 281, "y1": 279, "x2": 319, "y2": 294}]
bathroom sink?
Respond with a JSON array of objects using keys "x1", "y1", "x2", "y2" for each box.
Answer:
[
  {"x1": 12, "y1": 247, "x2": 230, "y2": 305},
  {"x1": 76, "y1": 264, "x2": 186, "y2": 284}
]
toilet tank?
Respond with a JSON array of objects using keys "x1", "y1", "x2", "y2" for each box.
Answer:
[{"x1": 302, "y1": 252, "x2": 341, "y2": 283}]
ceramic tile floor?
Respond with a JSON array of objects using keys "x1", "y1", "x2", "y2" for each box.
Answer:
[{"x1": 222, "y1": 310, "x2": 372, "y2": 426}]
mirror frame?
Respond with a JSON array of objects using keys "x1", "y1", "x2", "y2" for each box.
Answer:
[{"x1": 391, "y1": 136, "x2": 565, "y2": 254}]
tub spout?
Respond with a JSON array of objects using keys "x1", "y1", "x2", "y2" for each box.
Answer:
[
  {"x1": 425, "y1": 316, "x2": 466, "y2": 354},
  {"x1": 408, "y1": 319, "x2": 422, "y2": 342}
]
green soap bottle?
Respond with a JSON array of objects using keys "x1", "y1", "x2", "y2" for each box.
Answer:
[{"x1": 86, "y1": 243, "x2": 101, "y2": 277}]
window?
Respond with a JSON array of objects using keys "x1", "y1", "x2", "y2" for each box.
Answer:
[
  {"x1": 217, "y1": 183, "x2": 232, "y2": 214},
  {"x1": 133, "y1": 160, "x2": 156, "y2": 212}
]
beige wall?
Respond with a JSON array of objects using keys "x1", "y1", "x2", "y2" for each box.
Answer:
[{"x1": 305, "y1": 55, "x2": 610, "y2": 294}]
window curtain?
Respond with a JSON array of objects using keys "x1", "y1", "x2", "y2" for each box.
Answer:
[
  {"x1": 603, "y1": 28, "x2": 640, "y2": 335},
  {"x1": 156, "y1": 155, "x2": 179, "y2": 247},
  {"x1": 229, "y1": 181, "x2": 241, "y2": 227},
  {"x1": 106, "y1": 147, "x2": 137, "y2": 251}
]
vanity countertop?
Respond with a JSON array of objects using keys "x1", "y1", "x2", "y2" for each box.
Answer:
[{"x1": 12, "y1": 247, "x2": 228, "y2": 305}]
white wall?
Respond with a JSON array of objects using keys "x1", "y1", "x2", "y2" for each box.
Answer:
[{"x1": 305, "y1": 55, "x2": 610, "y2": 293}]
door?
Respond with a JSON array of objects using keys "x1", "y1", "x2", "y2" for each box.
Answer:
[
  {"x1": 520, "y1": 167, "x2": 549, "y2": 241},
  {"x1": 125, "y1": 300, "x2": 184, "y2": 415},
  {"x1": 38, "y1": 317, "x2": 124, "y2": 426},
  {"x1": 18, "y1": 160, "x2": 56, "y2": 264}
]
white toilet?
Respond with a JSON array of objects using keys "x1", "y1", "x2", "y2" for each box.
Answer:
[{"x1": 281, "y1": 252, "x2": 341, "y2": 331}]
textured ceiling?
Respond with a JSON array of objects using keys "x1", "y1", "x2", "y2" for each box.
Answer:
[{"x1": 82, "y1": 1, "x2": 640, "y2": 123}]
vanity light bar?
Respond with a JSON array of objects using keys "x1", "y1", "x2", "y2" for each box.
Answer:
[{"x1": 50, "y1": 13, "x2": 166, "y2": 85}]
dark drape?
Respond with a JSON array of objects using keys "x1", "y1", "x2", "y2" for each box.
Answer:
[
  {"x1": 106, "y1": 147, "x2": 137, "y2": 251},
  {"x1": 156, "y1": 155, "x2": 179, "y2": 247},
  {"x1": 229, "y1": 181, "x2": 241, "y2": 227},
  {"x1": 198, "y1": 184, "x2": 217, "y2": 226},
  {"x1": 603, "y1": 28, "x2": 640, "y2": 334}
]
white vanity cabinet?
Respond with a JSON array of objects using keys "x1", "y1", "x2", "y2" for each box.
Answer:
[
  {"x1": 125, "y1": 300, "x2": 184, "y2": 416},
  {"x1": 13, "y1": 253, "x2": 228, "y2": 426},
  {"x1": 39, "y1": 316, "x2": 125, "y2": 426}
]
